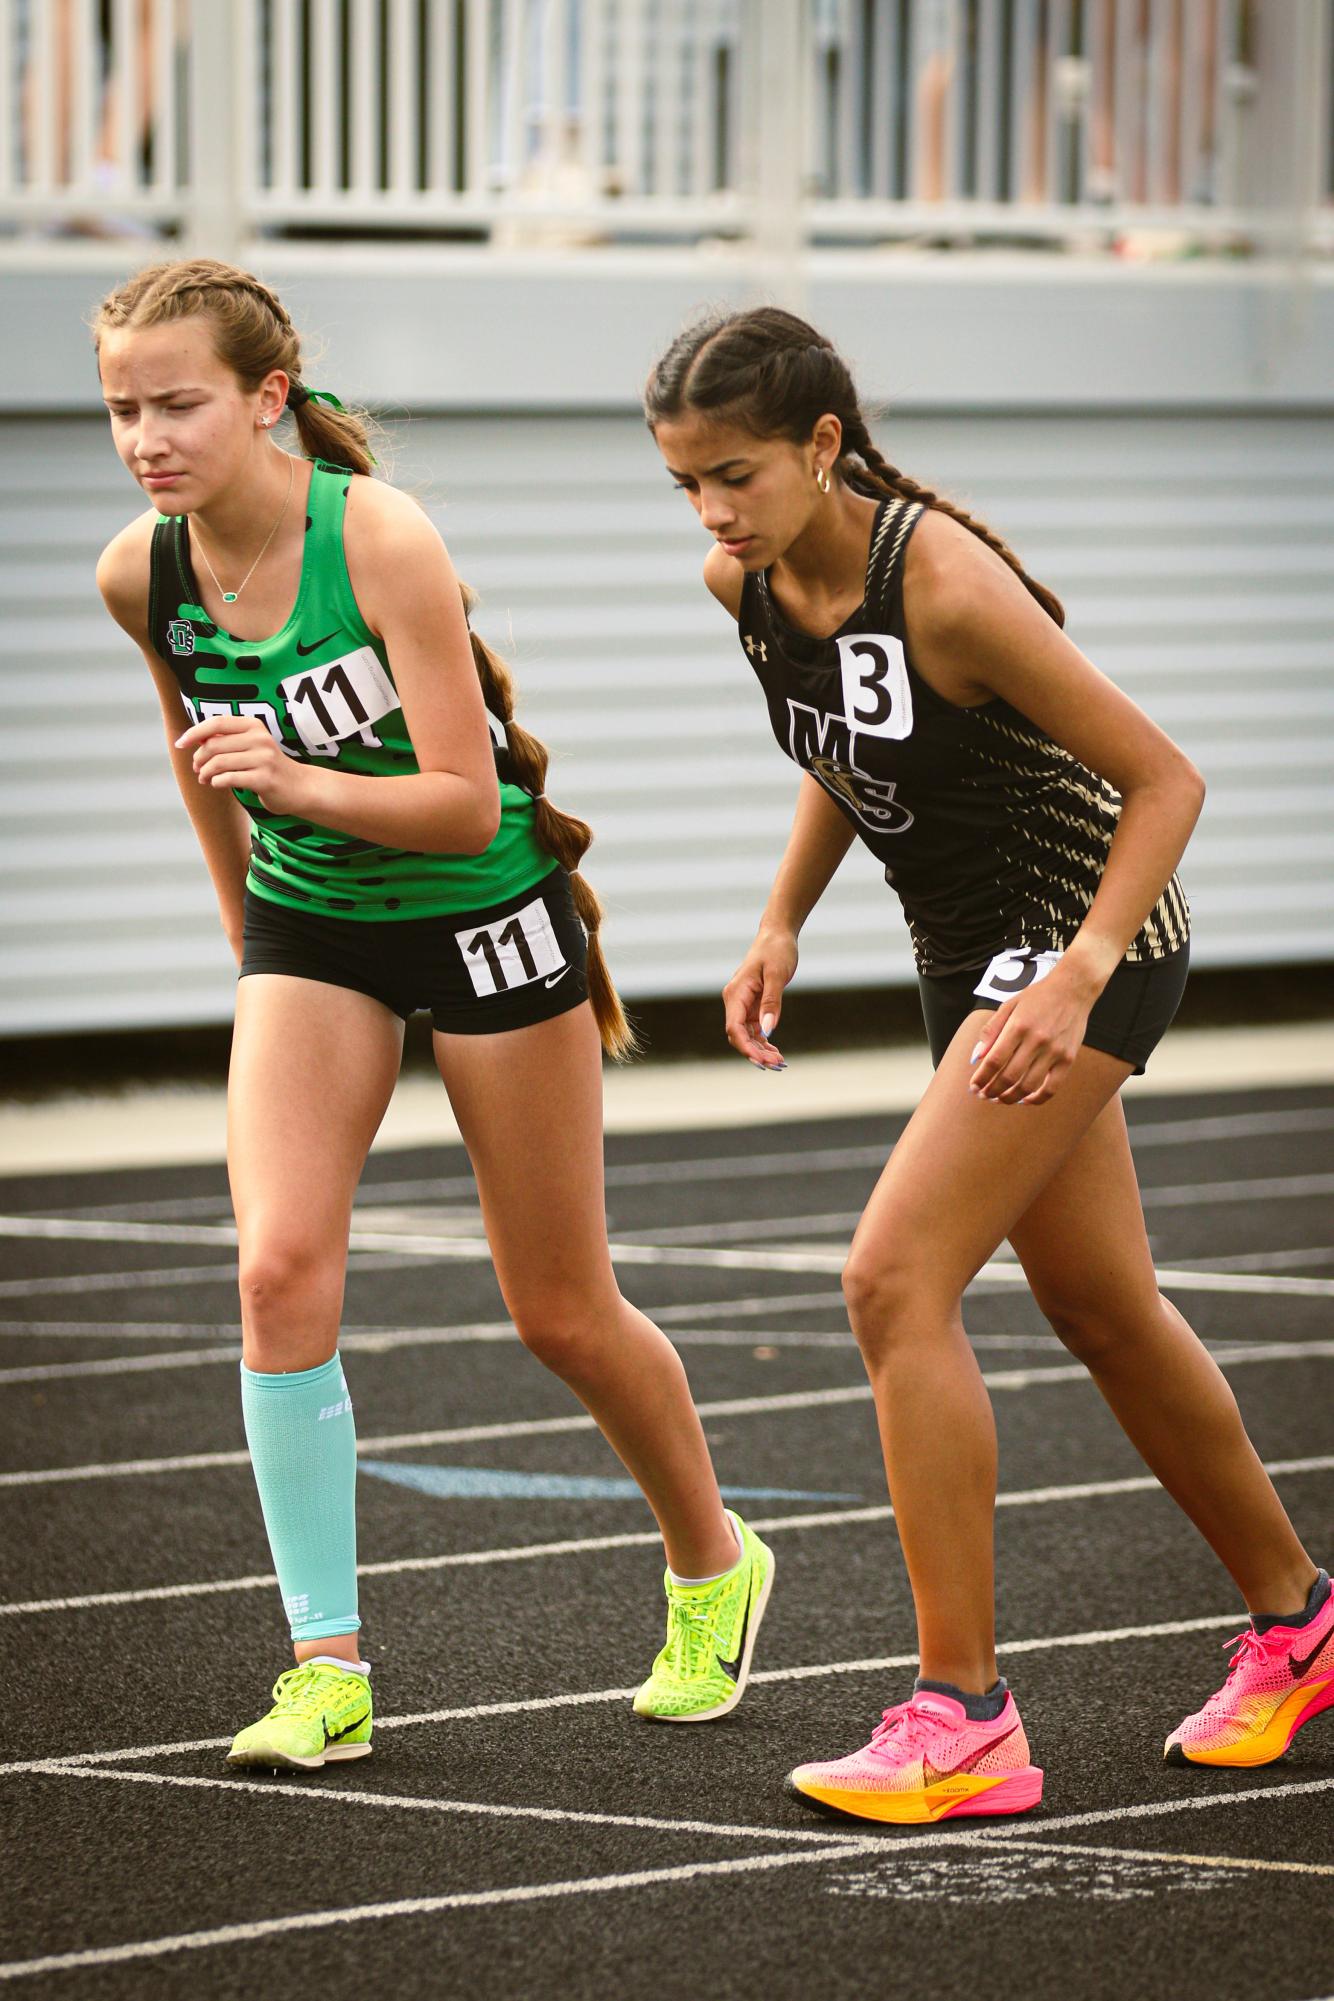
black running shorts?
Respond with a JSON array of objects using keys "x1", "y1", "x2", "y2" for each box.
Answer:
[
  {"x1": 917, "y1": 941, "x2": 1190, "y2": 1077},
  {"x1": 240, "y1": 865, "x2": 590, "y2": 1035}
]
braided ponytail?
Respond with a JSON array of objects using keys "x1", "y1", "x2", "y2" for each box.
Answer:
[
  {"x1": 95, "y1": 259, "x2": 637, "y2": 1060},
  {"x1": 645, "y1": 306, "x2": 1064, "y2": 628},
  {"x1": 460, "y1": 586, "x2": 640, "y2": 1063},
  {"x1": 842, "y1": 417, "x2": 1065, "y2": 628}
]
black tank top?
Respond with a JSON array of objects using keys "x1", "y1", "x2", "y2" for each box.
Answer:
[{"x1": 738, "y1": 495, "x2": 1189, "y2": 976}]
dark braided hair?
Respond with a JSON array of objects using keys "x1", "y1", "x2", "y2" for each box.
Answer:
[
  {"x1": 644, "y1": 306, "x2": 1065, "y2": 628},
  {"x1": 95, "y1": 259, "x2": 638, "y2": 1060}
]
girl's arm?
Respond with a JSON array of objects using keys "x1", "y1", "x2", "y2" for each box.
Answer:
[
  {"x1": 723, "y1": 775, "x2": 857, "y2": 1068},
  {"x1": 700, "y1": 546, "x2": 858, "y2": 1065},
  {"x1": 97, "y1": 522, "x2": 252, "y2": 963},
  {"x1": 179, "y1": 481, "x2": 502, "y2": 857},
  {"x1": 905, "y1": 511, "x2": 1206, "y2": 1102}
]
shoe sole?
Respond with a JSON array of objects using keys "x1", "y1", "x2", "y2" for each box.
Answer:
[
  {"x1": 635, "y1": 1544, "x2": 775, "y2": 1724},
  {"x1": 787, "y1": 1765, "x2": 1044, "y2": 1824},
  {"x1": 227, "y1": 1740, "x2": 372, "y2": 1772},
  {"x1": 1165, "y1": 1677, "x2": 1334, "y2": 1768}
]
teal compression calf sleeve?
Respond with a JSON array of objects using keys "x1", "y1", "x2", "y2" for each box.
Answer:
[{"x1": 240, "y1": 1353, "x2": 360, "y2": 1641}]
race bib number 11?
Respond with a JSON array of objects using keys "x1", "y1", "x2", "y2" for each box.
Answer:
[
  {"x1": 279, "y1": 646, "x2": 398, "y2": 756},
  {"x1": 456, "y1": 897, "x2": 568, "y2": 998},
  {"x1": 973, "y1": 948, "x2": 1063, "y2": 1004}
]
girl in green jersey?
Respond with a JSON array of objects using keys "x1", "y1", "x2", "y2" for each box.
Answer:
[{"x1": 94, "y1": 260, "x2": 773, "y2": 1767}]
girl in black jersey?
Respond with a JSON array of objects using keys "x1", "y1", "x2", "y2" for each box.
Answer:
[{"x1": 646, "y1": 308, "x2": 1331, "y2": 1823}]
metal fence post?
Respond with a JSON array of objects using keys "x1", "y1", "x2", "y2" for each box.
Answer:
[
  {"x1": 185, "y1": 0, "x2": 248, "y2": 261},
  {"x1": 744, "y1": 0, "x2": 806, "y2": 307}
]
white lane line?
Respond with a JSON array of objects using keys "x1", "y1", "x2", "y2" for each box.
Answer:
[
  {"x1": 979, "y1": 1835, "x2": 1334, "y2": 1881},
  {"x1": 1144, "y1": 1173, "x2": 1334, "y2": 1208},
  {"x1": 0, "y1": 1292, "x2": 843, "y2": 1341},
  {"x1": 0, "y1": 1348, "x2": 245, "y2": 1384},
  {"x1": 48, "y1": 1106, "x2": 1334, "y2": 1226},
  {"x1": 0, "y1": 1322, "x2": 243, "y2": 1341},
  {"x1": 6, "y1": 1602, "x2": 1327, "y2": 1778},
  {"x1": 634, "y1": 1212, "x2": 858, "y2": 1246},
  {"x1": 11, "y1": 1330, "x2": 1334, "y2": 1492},
  {"x1": 10, "y1": 1326, "x2": 1334, "y2": 1389},
  {"x1": 3, "y1": 1773, "x2": 1333, "y2": 1982},
  {"x1": 1183, "y1": 1246, "x2": 1334, "y2": 1276},
  {"x1": 0, "y1": 1381, "x2": 880, "y2": 1490},
  {"x1": 30, "y1": 1770, "x2": 1334, "y2": 1886},
  {"x1": 0, "y1": 1252, "x2": 427, "y2": 1300},
  {"x1": 989, "y1": 1775, "x2": 1334, "y2": 1840},
  {"x1": 11, "y1": 1165, "x2": 1334, "y2": 1251},
  {"x1": 979, "y1": 1265, "x2": 1334, "y2": 1301},
  {"x1": 0, "y1": 1377, "x2": 982, "y2": 1490},
  {"x1": 6, "y1": 1224, "x2": 1333, "y2": 1298},
  {"x1": 5, "y1": 1455, "x2": 1330, "y2": 1622},
  {"x1": 24, "y1": 1762, "x2": 866, "y2": 1847},
  {"x1": 0, "y1": 1840, "x2": 882, "y2": 1985}
]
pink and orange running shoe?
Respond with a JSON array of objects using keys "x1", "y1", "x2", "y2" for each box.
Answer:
[
  {"x1": 1165, "y1": 1573, "x2": 1334, "y2": 1769},
  {"x1": 788, "y1": 1687, "x2": 1043, "y2": 1825}
]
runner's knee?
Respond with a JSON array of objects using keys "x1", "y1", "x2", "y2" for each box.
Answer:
[
  {"x1": 842, "y1": 1248, "x2": 944, "y2": 1354},
  {"x1": 1031, "y1": 1281, "x2": 1159, "y2": 1366},
  {"x1": 238, "y1": 1231, "x2": 343, "y2": 1352}
]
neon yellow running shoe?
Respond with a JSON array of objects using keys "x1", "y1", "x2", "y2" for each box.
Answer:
[
  {"x1": 227, "y1": 1660, "x2": 372, "y2": 1771},
  {"x1": 634, "y1": 1513, "x2": 774, "y2": 1723}
]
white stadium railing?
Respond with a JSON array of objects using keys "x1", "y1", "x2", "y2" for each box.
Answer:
[{"x1": 1, "y1": 0, "x2": 1330, "y2": 252}]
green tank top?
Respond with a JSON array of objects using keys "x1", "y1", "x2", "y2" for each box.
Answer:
[{"x1": 147, "y1": 461, "x2": 553, "y2": 920}]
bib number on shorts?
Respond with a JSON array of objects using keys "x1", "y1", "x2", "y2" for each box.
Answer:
[
  {"x1": 279, "y1": 647, "x2": 398, "y2": 756},
  {"x1": 835, "y1": 633, "x2": 913, "y2": 742},
  {"x1": 456, "y1": 897, "x2": 568, "y2": 998},
  {"x1": 973, "y1": 948, "x2": 1063, "y2": 1004}
]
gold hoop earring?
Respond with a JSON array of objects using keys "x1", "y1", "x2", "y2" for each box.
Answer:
[{"x1": 815, "y1": 465, "x2": 831, "y2": 494}]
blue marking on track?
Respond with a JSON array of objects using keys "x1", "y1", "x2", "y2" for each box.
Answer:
[{"x1": 360, "y1": 1461, "x2": 858, "y2": 1502}]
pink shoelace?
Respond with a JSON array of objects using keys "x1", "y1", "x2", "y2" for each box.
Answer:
[
  {"x1": 867, "y1": 1699, "x2": 941, "y2": 1759},
  {"x1": 1211, "y1": 1625, "x2": 1281, "y2": 1698}
]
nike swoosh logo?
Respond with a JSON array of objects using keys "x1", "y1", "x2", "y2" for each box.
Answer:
[
  {"x1": 1290, "y1": 1629, "x2": 1333, "y2": 1678},
  {"x1": 923, "y1": 1723, "x2": 1018, "y2": 1785},
  {"x1": 715, "y1": 1575, "x2": 753, "y2": 1683},
  {"x1": 296, "y1": 632, "x2": 339, "y2": 656},
  {"x1": 543, "y1": 968, "x2": 571, "y2": 989},
  {"x1": 325, "y1": 1705, "x2": 371, "y2": 1745}
]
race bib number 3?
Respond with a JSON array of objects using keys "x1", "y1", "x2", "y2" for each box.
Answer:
[
  {"x1": 456, "y1": 897, "x2": 568, "y2": 998},
  {"x1": 973, "y1": 948, "x2": 1063, "y2": 1004},
  {"x1": 279, "y1": 646, "x2": 398, "y2": 755},
  {"x1": 835, "y1": 632, "x2": 913, "y2": 742}
]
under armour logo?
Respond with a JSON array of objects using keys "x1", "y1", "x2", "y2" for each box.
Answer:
[{"x1": 743, "y1": 634, "x2": 768, "y2": 662}]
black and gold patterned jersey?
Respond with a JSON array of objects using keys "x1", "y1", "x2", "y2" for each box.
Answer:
[{"x1": 737, "y1": 494, "x2": 1189, "y2": 976}]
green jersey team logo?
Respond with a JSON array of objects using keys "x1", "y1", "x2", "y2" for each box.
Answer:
[{"x1": 167, "y1": 619, "x2": 195, "y2": 656}]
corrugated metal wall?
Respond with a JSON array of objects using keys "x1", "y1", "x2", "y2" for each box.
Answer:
[{"x1": 2, "y1": 409, "x2": 1332, "y2": 1036}]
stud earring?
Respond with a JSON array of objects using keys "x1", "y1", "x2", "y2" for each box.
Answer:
[{"x1": 815, "y1": 464, "x2": 831, "y2": 494}]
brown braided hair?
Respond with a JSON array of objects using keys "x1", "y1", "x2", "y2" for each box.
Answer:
[
  {"x1": 94, "y1": 259, "x2": 638, "y2": 1060},
  {"x1": 644, "y1": 305, "x2": 1065, "y2": 628},
  {"x1": 459, "y1": 584, "x2": 638, "y2": 1061}
]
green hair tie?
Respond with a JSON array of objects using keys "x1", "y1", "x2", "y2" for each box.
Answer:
[{"x1": 287, "y1": 384, "x2": 376, "y2": 465}]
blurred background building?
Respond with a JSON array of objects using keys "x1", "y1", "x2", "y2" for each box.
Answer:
[{"x1": 2, "y1": 0, "x2": 1332, "y2": 1038}]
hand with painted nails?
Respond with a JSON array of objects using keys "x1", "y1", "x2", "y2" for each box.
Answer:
[
  {"x1": 722, "y1": 924, "x2": 796, "y2": 1071},
  {"x1": 967, "y1": 963, "x2": 1094, "y2": 1106}
]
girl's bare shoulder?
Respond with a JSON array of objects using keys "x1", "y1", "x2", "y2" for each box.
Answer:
[
  {"x1": 703, "y1": 541, "x2": 744, "y2": 619},
  {"x1": 96, "y1": 510, "x2": 158, "y2": 640}
]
